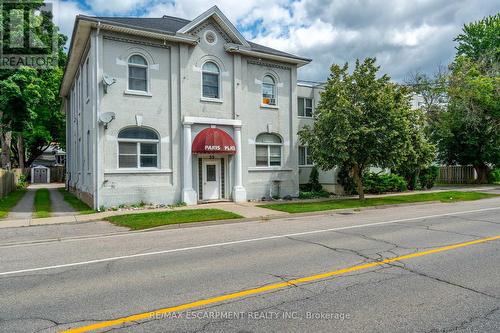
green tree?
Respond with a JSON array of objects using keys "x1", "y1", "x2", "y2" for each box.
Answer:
[
  {"x1": 454, "y1": 13, "x2": 499, "y2": 69},
  {"x1": 434, "y1": 56, "x2": 500, "y2": 182},
  {"x1": 433, "y1": 14, "x2": 500, "y2": 183},
  {"x1": 0, "y1": 67, "x2": 42, "y2": 169},
  {"x1": 299, "y1": 58, "x2": 419, "y2": 199},
  {"x1": 405, "y1": 68, "x2": 448, "y2": 126},
  {"x1": 0, "y1": 1, "x2": 67, "y2": 169},
  {"x1": 393, "y1": 107, "x2": 436, "y2": 190}
]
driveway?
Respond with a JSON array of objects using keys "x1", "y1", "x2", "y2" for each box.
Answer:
[{"x1": 6, "y1": 184, "x2": 75, "y2": 220}]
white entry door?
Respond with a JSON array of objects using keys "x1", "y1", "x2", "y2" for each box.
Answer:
[{"x1": 202, "y1": 159, "x2": 220, "y2": 200}]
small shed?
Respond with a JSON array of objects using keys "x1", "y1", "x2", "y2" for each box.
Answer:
[{"x1": 31, "y1": 165, "x2": 50, "y2": 184}]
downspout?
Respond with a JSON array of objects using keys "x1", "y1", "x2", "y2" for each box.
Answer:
[{"x1": 94, "y1": 22, "x2": 101, "y2": 210}]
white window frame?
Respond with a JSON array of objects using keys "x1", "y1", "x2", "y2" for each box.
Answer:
[
  {"x1": 298, "y1": 146, "x2": 313, "y2": 166},
  {"x1": 86, "y1": 130, "x2": 91, "y2": 172},
  {"x1": 201, "y1": 61, "x2": 222, "y2": 102},
  {"x1": 255, "y1": 134, "x2": 282, "y2": 167},
  {"x1": 261, "y1": 74, "x2": 278, "y2": 108},
  {"x1": 117, "y1": 128, "x2": 159, "y2": 169},
  {"x1": 126, "y1": 54, "x2": 150, "y2": 96},
  {"x1": 298, "y1": 97, "x2": 313, "y2": 118}
]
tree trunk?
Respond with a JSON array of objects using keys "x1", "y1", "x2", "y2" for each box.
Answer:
[
  {"x1": 17, "y1": 135, "x2": 25, "y2": 170},
  {"x1": 474, "y1": 164, "x2": 490, "y2": 184},
  {"x1": 352, "y1": 165, "x2": 365, "y2": 200},
  {"x1": 1, "y1": 132, "x2": 12, "y2": 169}
]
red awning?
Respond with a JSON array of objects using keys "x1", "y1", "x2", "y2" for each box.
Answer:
[{"x1": 192, "y1": 128, "x2": 236, "y2": 154}]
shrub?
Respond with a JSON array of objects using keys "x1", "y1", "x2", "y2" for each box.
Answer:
[
  {"x1": 363, "y1": 172, "x2": 407, "y2": 194},
  {"x1": 309, "y1": 166, "x2": 323, "y2": 192},
  {"x1": 392, "y1": 167, "x2": 418, "y2": 190},
  {"x1": 338, "y1": 167, "x2": 408, "y2": 195},
  {"x1": 17, "y1": 174, "x2": 28, "y2": 189},
  {"x1": 419, "y1": 166, "x2": 439, "y2": 189},
  {"x1": 489, "y1": 168, "x2": 500, "y2": 184},
  {"x1": 299, "y1": 183, "x2": 312, "y2": 192},
  {"x1": 298, "y1": 191, "x2": 330, "y2": 199}
]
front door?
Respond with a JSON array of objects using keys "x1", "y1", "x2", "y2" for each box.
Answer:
[{"x1": 202, "y1": 159, "x2": 220, "y2": 200}]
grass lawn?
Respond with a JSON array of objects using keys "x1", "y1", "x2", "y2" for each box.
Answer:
[
  {"x1": 0, "y1": 189, "x2": 27, "y2": 219},
  {"x1": 259, "y1": 191, "x2": 499, "y2": 214},
  {"x1": 34, "y1": 188, "x2": 51, "y2": 218},
  {"x1": 105, "y1": 208, "x2": 243, "y2": 230},
  {"x1": 57, "y1": 188, "x2": 94, "y2": 214}
]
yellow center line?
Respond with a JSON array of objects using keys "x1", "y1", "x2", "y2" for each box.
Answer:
[{"x1": 60, "y1": 235, "x2": 500, "y2": 333}]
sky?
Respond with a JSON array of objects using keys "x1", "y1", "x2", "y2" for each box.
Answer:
[{"x1": 54, "y1": 0, "x2": 500, "y2": 82}]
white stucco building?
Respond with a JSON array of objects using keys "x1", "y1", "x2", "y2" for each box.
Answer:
[{"x1": 61, "y1": 6, "x2": 339, "y2": 209}]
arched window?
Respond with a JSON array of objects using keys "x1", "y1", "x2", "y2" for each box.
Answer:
[
  {"x1": 255, "y1": 133, "x2": 282, "y2": 167},
  {"x1": 202, "y1": 61, "x2": 220, "y2": 99},
  {"x1": 128, "y1": 55, "x2": 148, "y2": 92},
  {"x1": 118, "y1": 127, "x2": 159, "y2": 168},
  {"x1": 262, "y1": 75, "x2": 276, "y2": 106}
]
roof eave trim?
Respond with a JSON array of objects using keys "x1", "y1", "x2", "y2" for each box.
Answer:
[
  {"x1": 225, "y1": 44, "x2": 311, "y2": 67},
  {"x1": 60, "y1": 16, "x2": 198, "y2": 97},
  {"x1": 79, "y1": 16, "x2": 198, "y2": 44}
]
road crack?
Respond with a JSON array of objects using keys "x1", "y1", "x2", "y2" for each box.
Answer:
[{"x1": 425, "y1": 306, "x2": 499, "y2": 332}]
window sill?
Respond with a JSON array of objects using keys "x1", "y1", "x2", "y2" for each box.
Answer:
[
  {"x1": 299, "y1": 165, "x2": 314, "y2": 168},
  {"x1": 297, "y1": 116, "x2": 313, "y2": 119},
  {"x1": 260, "y1": 104, "x2": 279, "y2": 110},
  {"x1": 124, "y1": 90, "x2": 152, "y2": 97},
  {"x1": 104, "y1": 169, "x2": 173, "y2": 174},
  {"x1": 248, "y1": 167, "x2": 293, "y2": 172},
  {"x1": 201, "y1": 97, "x2": 223, "y2": 103}
]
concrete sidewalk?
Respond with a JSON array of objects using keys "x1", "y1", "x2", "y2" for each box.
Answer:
[
  {"x1": 0, "y1": 185, "x2": 498, "y2": 229},
  {"x1": 0, "y1": 200, "x2": 288, "y2": 229}
]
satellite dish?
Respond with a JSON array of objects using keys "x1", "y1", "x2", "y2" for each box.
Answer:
[
  {"x1": 99, "y1": 112, "x2": 115, "y2": 129},
  {"x1": 102, "y1": 74, "x2": 116, "y2": 93}
]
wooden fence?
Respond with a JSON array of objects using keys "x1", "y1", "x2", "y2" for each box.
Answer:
[
  {"x1": 437, "y1": 165, "x2": 477, "y2": 184},
  {"x1": 49, "y1": 166, "x2": 65, "y2": 183},
  {"x1": 0, "y1": 169, "x2": 16, "y2": 199}
]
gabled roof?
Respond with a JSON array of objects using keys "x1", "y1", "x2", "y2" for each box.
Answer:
[
  {"x1": 60, "y1": 6, "x2": 311, "y2": 97},
  {"x1": 178, "y1": 6, "x2": 250, "y2": 47},
  {"x1": 87, "y1": 6, "x2": 310, "y2": 62}
]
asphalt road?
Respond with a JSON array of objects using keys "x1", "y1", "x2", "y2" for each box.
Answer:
[{"x1": 0, "y1": 197, "x2": 499, "y2": 333}]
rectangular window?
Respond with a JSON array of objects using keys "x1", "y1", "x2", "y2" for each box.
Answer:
[
  {"x1": 140, "y1": 143, "x2": 157, "y2": 168},
  {"x1": 129, "y1": 67, "x2": 147, "y2": 91},
  {"x1": 298, "y1": 97, "x2": 313, "y2": 117},
  {"x1": 299, "y1": 146, "x2": 313, "y2": 166},
  {"x1": 269, "y1": 146, "x2": 281, "y2": 166},
  {"x1": 85, "y1": 57, "x2": 90, "y2": 99},
  {"x1": 202, "y1": 73, "x2": 219, "y2": 98},
  {"x1": 256, "y1": 145, "x2": 281, "y2": 167},
  {"x1": 262, "y1": 84, "x2": 276, "y2": 105},
  {"x1": 86, "y1": 130, "x2": 91, "y2": 171},
  {"x1": 119, "y1": 142, "x2": 158, "y2": 168},
  {"x1": 118, "y1": 142, "x2": 137, "y2": 168},
  {"x1": 206, "y1": 164, "x2": 216, "y2": 181},
  {"x1": 256, "y1": 146, "x2": 269, "y2": 166}
]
